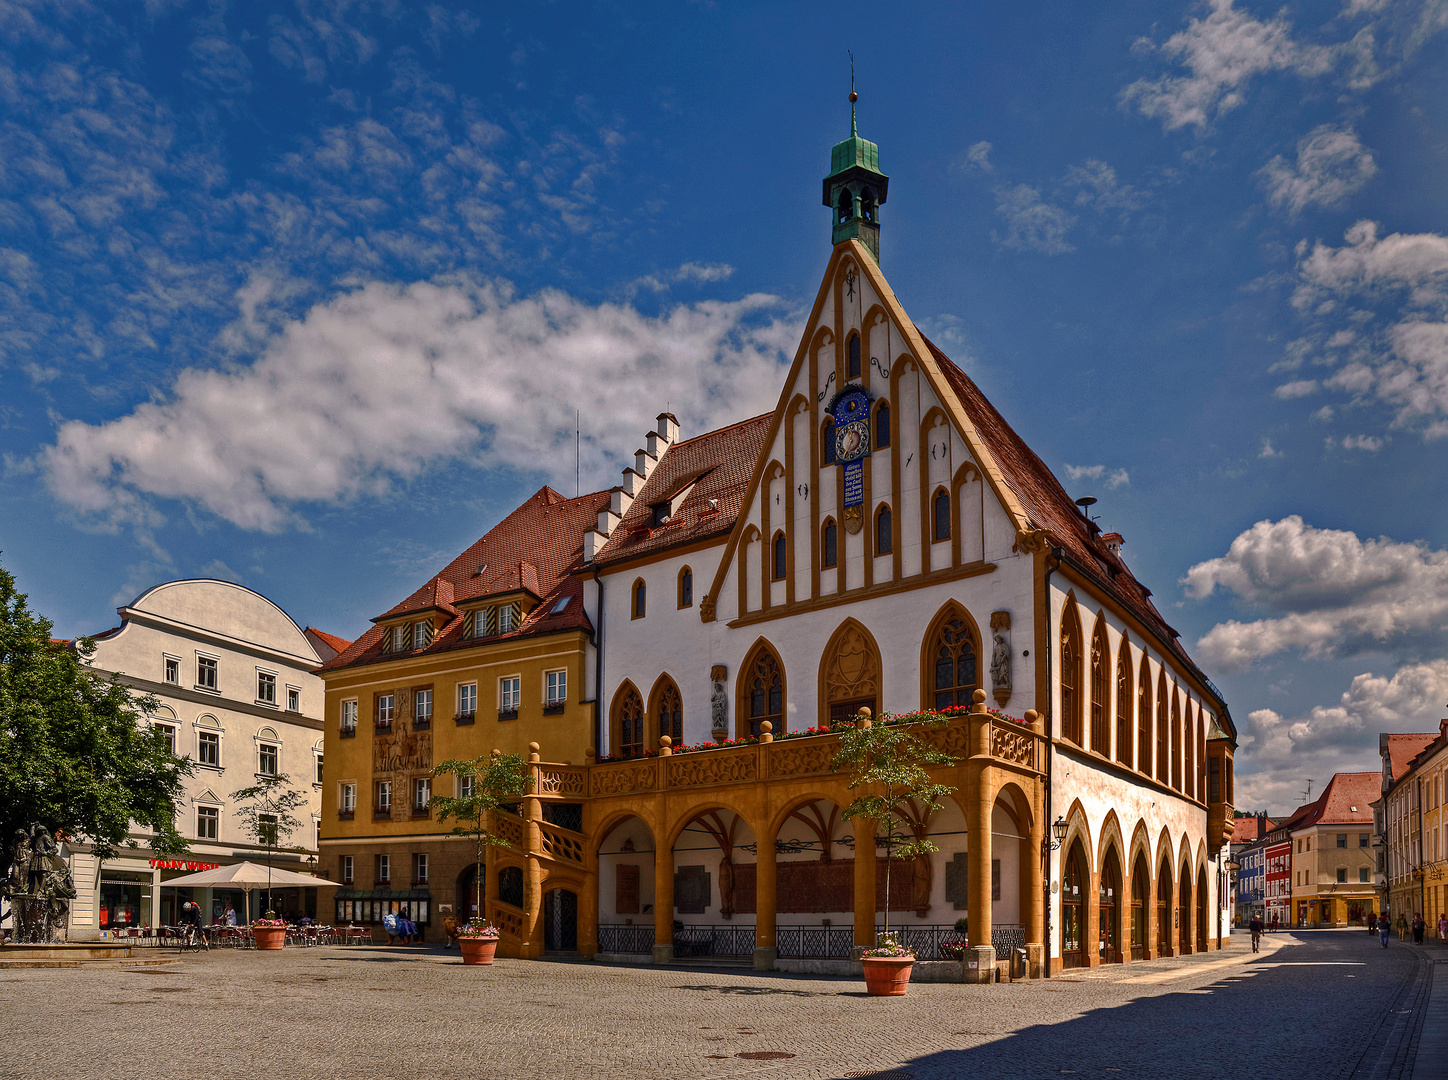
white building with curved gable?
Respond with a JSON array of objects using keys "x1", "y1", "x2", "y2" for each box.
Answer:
[{"x1": 65, "y1": 579, "x2": 345, "y2": 936}]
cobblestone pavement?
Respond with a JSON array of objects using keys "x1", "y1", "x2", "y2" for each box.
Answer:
[{"x1": 0, "y1": 930, "x2": 1438, "y2": 1080}]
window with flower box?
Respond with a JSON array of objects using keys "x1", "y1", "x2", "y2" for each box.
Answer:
[
  {"x1": 544, "y1": 670, "x2": 567, "y2": 714},
  {"x1": 375, "y1": 780, "x2": 391, "y2": 817},
  {"x1": 340, "y1": 783, "x2": 356, "y2": 819},
  {"x1": 375, "y1": 694, "x2": 394, "y2": 731},
  {"x1": 340, "y1": 699, "x2": 357, "y2": 737},
  {"x1": 414, "y1": 687, "x2": 433, "y2": 729},
  {"x1": 456, "y1": 683, "x2": 477, "y2": 724},
  {"x1": 499, "y1": 676, "x2": 521, "y2": 720},
  {"x1": 412, "y1": 777, "x2": 431, "y2": 816}
]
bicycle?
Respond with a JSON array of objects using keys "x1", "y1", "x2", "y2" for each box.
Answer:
[{"x1": 177, "y1": 924, "x2": 209, "y2": 953}]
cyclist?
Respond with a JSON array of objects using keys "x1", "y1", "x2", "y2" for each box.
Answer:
[{"x1": 179, "y1": 900, "x2": 209, "y2": 951}]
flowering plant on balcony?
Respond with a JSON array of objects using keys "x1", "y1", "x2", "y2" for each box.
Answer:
[
  {"x1": 455, "y1": 919, "x2": 500, "y2": 939},
  {"x1": 860, "y1": 932, "x2": 915, "y2": 958}
]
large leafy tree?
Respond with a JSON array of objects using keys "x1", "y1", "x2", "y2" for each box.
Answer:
[{"x1": 0, "y1": 556, "x2": 192, "y2": 888}]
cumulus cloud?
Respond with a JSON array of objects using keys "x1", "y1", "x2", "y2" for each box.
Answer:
[
  {"x1": 40, "y1": 279, "x2": 799, "y2": 532},
  {"x1": 1339, "y1": 433, "x2": 1384, "y2": 451},
  {"x1": 992, "y1": 185, "x2": 1075, "y2": 255},
  {"x1": 1063, "y1": 160, "x2": 1145, "y2": 213},
  {"x1": 1260, "y1": 126, "x2": 1377, "y2": 216},
  {"x1": 1235, "y1": 661, "x2": 1448, "y2": 810},
  {"x1": 1285, "y1": 221, "x2": 1448, "y2": 438},
  {"x1": 1064, "y1": 463, "x2": 1130, "y2": 489},
  {"x1": 1184, "y1": 516, "x2": 1448, "y2": 671},
  {"x1": 1274, "y1": 379, "x2": 1319, "y2": 399},
  {"x1": 1121, "y1": 0, "x2": 1336, "y2": 131}
]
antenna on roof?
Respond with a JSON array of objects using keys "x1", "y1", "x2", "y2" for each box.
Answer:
[
  {"x1": 1075, "y1": 496, "x2": 1098, "y2": 524},
  {"x1": 1301, "y1": 779, "x2": 1313, "y2": 803},
  {"x1": 576, "y1": 409, "x2": 581, "y2": 499}
]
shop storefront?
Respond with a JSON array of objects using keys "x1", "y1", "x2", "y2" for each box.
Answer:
[
  {"x1": 335, "y1": 888, "x2": 431, "y2": 928},
  {"x1": 98, "y1": 870, "x2": 152, "y2": 931}
]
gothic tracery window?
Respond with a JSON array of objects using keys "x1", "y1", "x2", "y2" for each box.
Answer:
[
  {"x1": 875, "y1": 401, "x2": 890, "y2": 448},
  {"x1": 655, "y1": 679, "x2": 683, "y2": 746},
  {"x1": 822, "y1": 518, "x2": 838, "y2": 568},
  {"x1": 745, "y1": 646, "x2": 784, "y2": 738},
  {"x1": 933, "y1": 489, "x2": 951, "y2": 542},
  {"x1": 1156, "y1": 672, "x2": 1169, "y2": 781},
  {"x1": 875, "y1": 504, "x2": 892, "y2": 555},
  {"x1": 1060, "y1": 598, "x2": 1084, "y2": 745},
  {"x1": 930, "y1": 610, "x2": 979, "y2": 710},
  {"x1": 1116, "y1": 633, "x2": 1133, "y2": 768},
  {"x1": 616, "y1": 686, "x2": 644, "y2": 759},
  {"x1": 1090, "y1": 618, "x2": 1109, "y2": 756}
]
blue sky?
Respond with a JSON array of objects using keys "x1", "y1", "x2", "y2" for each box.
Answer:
[{"x1": 2, "y1": 0, "x2": 1447, "y2": 813}]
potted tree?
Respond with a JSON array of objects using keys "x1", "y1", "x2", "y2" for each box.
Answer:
[
  {"x1": 431, "y1": 751, "x2": 533, "y2": 966},
  {"x1": 231, "y1": 772, "x2": 307, "y2": 950},
  {"x1": 831, "y1": 708, "x2": 957, "y2": 996}
]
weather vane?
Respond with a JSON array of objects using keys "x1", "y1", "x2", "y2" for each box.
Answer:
[{"x1": 848, "y1": 51, "x2": 858, "y2": 135}]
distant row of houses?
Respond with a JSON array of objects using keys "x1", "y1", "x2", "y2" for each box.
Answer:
[{"x1": 1230, "y1": 721, "x2": 1448, "y2": 929}]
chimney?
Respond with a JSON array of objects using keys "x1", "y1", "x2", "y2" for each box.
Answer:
[
  {"x1": 1258, "y1": 810, "x2": 1267, "y2": 838},
  {"x1": 1101, "y1": 532, "x2": 1124, "y2": 555}
]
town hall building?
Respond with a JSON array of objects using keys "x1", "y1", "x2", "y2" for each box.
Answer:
[{"x1": 319, "y1": 99, "x2": 1237, "y2": 978}]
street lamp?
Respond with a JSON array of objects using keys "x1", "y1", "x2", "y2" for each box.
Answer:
[{"x1": 1051, "y1": 816, "x2": 1068, "y2": 849}]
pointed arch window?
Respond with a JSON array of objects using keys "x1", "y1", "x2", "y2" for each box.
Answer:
[
  {"x1": 1138, "y1": 659, "x2": 1153, "y2": 778},
  {"x1": 822, "y1": 418, "x2": 836, "y2": 465},
  {"x1": 1198, "y1": 715, "x2": 1207, "y2": 799},
  {"x1": 614, "y1": 685, "x2": 644, "y2": 759},
  {"x1": 1156, "y1": 672, "x2": 1169, "y2": 781},
  {"x1": 822, "y1": 519, "x2": 838, "y2": 568},
  {"x1": 1089, "y1": 618, "x2": 1109, "y2": 756},
  {"x1": 1184, "y1": 698, "x2": 1195, "y2": 800},
  {"x1": 678, "y1": 566, "x2": 693, "y2": 609},
  {"x1": 836, "y1": 187, "x2": 853, "y2": 224},
  {"x1": 848, "y1": 333, "x2": 861, "y2": 379},
  {"x1": 744, "y1": 645, "x2": 784, "y2": 738},
  {"x1": 1170, "y1": 689, "x2": 1182, "y2": 791},
  {"x1": 632, "y1": 579, "x2": 646, "y2": 619},
  {"x1": 929, "y1": 610, "x2": 979, "y2": 710},
  {"x1": 1115, "y1": 635, "x2": 1133, "y2": 768},
  {"x1": 654, "y1": 679, "x2": 683, "y2": 747},
  {"x1": 772, "y1": 531, "x2": 787, "y2": 580},
  {"x1": 1060, "y1": 598, "x2": 1084, "y2": 745},
  {"x1": 875, "y1": 401, "x2": 891, "y2": 448},
  {"x1": 875, "y1": 504, "x2": 892, "y2": 555},
  {"x1": 933, "y1": 488, "x2": 951, "y2": 543},
  {"x1": 861, "y1": 186, "x2": 877, "y2": 224}
]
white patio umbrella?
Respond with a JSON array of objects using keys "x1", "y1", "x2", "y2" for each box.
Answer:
[{"x1": 162, "y1": 860, "x2": 330, "y2": 923}]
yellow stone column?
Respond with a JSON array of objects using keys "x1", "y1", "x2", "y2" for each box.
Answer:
[
  {"x1": 653, "y1": 821, "x2": 674, "y2": 964},
  {"x1": 522, "y1": 750, "x2": 545, "y2": 959},
  {"x1": 964, "y1": 689, "x2": 996, "y2": 982},
  {"x1": 1022, "y1": 710, "x2": 1045, "y2": 977},
  {"x1": 755, "y1": 813, "x2": 778, "y2": 971}
]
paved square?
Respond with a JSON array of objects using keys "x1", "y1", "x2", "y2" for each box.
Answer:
[{"x1": 0, "y1": 930, "x2": 1435, "y2": 1079}]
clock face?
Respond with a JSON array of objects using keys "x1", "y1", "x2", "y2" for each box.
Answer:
[{"x1": 835, "y1": 419, "x2": 870, "y2": 463}]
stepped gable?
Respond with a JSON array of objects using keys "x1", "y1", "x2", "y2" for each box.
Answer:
[
  {"x1": 924, "y1": 336, "x2": 1214, "y2": 696},
  {"x1": 322, "y1": 485, "x2": 611, "y2": 671},
  {"x1": 592, "y1": 413, "x2": 774, "y2": 567}
]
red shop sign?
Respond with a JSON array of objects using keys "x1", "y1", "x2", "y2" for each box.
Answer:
[{"x1": 149, "y1": 859, "x2": 221, "y2": 871}]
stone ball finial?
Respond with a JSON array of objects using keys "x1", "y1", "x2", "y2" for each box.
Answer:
[
  {"x1": 528, "y1": 741, "x2": 541, "y2": 762},
  {"x1": 973, "y1": 688, "x2": 988, "y2": 714},
  {"x1": 660, "y1": 735, "x2": 672, "y2": 747},
  {"x1": 759, "y1": 721, "x2": 773, "y2": 744},
  {"x1": 585, "y1": 747, "x2": 596, "y2": 762},
  {"x1": 857, "y1": 706, "x2": 872, "y2": 729},
  {"x1": 659, "y1": 734, "x2": 673, "y2": 757}
]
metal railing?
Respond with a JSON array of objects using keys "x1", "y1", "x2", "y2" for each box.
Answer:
[
  {"x1": 597, "y1": 924, "x2": 654, "y2": 955},
  {"x1": 775, "y1": 924, "x2": 854, "y2": 959},
  {"x1": 673, "y1": 923, "x2": 756, "y2": 958}
]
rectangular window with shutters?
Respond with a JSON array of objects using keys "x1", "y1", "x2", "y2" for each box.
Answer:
[{"x1": 498, "y1": 604, "x2": 517, "y2": 633}]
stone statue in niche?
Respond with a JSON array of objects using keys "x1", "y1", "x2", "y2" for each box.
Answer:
[
  {"x1": 5, "y1": 824, "x2": 76, "y2": 943},
  {"x1": 989, "y1": 610, "x2": 1012, "y2": 708},
  {"x1": 709, "y1": 665, "x2": 728, "y2": 741}
]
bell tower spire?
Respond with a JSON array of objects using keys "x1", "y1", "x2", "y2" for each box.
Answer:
[{"x1": 823, "y1": 56, "x2": 889, "y2": 261}]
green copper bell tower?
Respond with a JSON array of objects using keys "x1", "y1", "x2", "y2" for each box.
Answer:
[{"x1": 822, "y1": 86, "x2": 889, "y2": 261}]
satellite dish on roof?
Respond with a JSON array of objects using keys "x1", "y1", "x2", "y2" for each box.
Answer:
[{"x1": 1075, "y1": 496, "x2": 1097, "y2": 509}]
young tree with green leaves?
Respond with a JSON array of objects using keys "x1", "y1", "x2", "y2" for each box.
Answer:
[
  {"x1": 0, "y1": 555, "x2": 192, "y2": 896},
  {"x1": 431, "y1": 752, "x2": 533, "y2": 924},
  {"x1": 831, "y1": 710, "x2": 958, "y2": 942},
  {"x1": 230, "y1": 772, "x2": 307, "y2": 916}
]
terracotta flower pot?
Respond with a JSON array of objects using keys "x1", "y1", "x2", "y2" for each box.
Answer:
[
  {"x1": 253, "y1": 926, "x2": 287, "y2": 951},
  {"x1": 861, "y1": 956, "x2": 914, "y2": 996},
  {"x1": 459, "y1": 937, "x2": 499, "y2": 965}
]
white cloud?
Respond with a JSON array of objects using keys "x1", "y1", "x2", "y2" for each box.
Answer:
[
  {"x1": 1063, "y1": 160, "x2": 1145, "y2": 213},
  {"x1": 1064, "y1": 463, "x2": 1130, "y2": 488},
  {"x1": 992, "y1": 185, "x2": 1075, "y2": 254},
  {"x1": 1260, "y1": 126, "x2": 1377, "y2": 216},
  {"x1": 1184, "y1": 516, "x2": 1448, "y2": 671},
  {"x1": 1294, "y1": 221, "x2": 1448, "y2": 308},
  {"x1": 1258, "y1": 437, "x2": 1282, "y2": 458},
  {"x1": 1235, "y1": 660, "x2": 1448, "y2": 811},
  {"x1": 1340, "y1": 433, "x2": 1384, "y2": 450},
  {"x1": 1121, "y1": 0, "x2": 1335, "y2": 131},
  {"x1": 961, "y1": 141, "x2": 994, "y2": 174},
  {"x1": 1274, "y1": 379, "x2": 1318, "y2": 399},
  {"x1": 40, "y1": 278, "x2": 799, "y2": 532}
]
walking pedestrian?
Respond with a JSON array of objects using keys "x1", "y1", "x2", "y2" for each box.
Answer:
[
  {"x1": 1438, "y1": 913, "x2": 1447, "y2": 944},
  {"x1": 1271, "y1": 912, "x2": 1279, "y2": 933},
  {"x1": 1397, "y1": 914, "x2": 1409, "y2": 940},
  {"x1": 1413, "y1": 912, "x2": 1427, "y2": 944},
  {"x1": 1379, "y1": 913, "x2": 1391, "y2": 948},
  {"x1": 1249, "y1": 913, "x2": 1263, "y2": 953}
]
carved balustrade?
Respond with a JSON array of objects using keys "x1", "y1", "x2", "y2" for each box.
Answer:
[{"x1": 538, "y1": 821, "x2": 586, "y2": 865}]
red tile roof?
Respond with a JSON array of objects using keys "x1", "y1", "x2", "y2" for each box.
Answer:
[
  {"x1": 1386, "y1": 732, "x2": 1439, "y2": 783},
  {"x1": 305, "y1": 628, "x2": 353, "y2": 662},
  {"x1": 1290, "y1": 772, "x2": 1380, "y2": 828},
  {"x1": 322, "y1": 486, "x2": 611, "y2": 672},
  {"x1": 1229, "y1": 816, "x2": 1274, "y2": 844},
  {"x1": 592, "y1": 414, "x2": 774, "y2": 568},
  {"x1": 925, "y1": 338, "x2": 1223, "y2": 715}
]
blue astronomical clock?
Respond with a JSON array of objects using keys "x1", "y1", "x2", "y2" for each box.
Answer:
[{"x1": 829, "y1": 385, "x2": 872, "y2": 515}]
